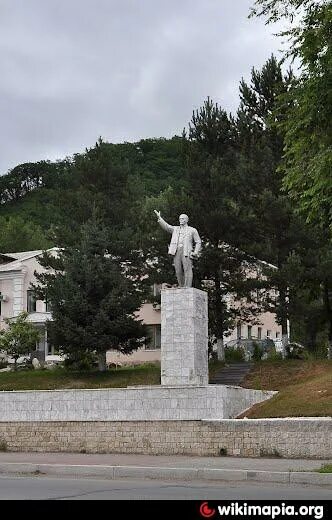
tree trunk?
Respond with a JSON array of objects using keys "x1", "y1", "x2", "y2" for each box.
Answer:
[
  {"x1": 279, "y1": 286, "x2": 289, "y2": 359},
  {"x1": 323, "y1": 280, "x2": 332, "y2": 360},
  {"x1": 216, "y1": 338, "x2": 225, "y2": 361},
  {"x1": 214, "y1": 271, "x2": 225, "y2": 361},
  {"x1": 97, "y1": 351, "x2": 107, "y2": 372}
]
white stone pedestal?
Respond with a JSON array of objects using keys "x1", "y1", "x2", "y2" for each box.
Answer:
[{"x1": 161, "y1": 287, "x2": 208, "y2": 386}]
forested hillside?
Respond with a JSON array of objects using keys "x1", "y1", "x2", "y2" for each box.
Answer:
[{"x1": 0, "y1": 136, "x2": 186, "y2": 251}]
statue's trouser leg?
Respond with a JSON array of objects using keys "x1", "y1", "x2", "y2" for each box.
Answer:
[
  {"x1": 183, "y1": 256, "x2": 193, "y2": 287},
  {"x1": 174, "y1": 248, "x2": 184, "y2": 286}
]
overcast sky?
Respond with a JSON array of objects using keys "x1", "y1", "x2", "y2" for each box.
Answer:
[{"x1": 0, "y1": 0, "x2": 284, "y2": 175}]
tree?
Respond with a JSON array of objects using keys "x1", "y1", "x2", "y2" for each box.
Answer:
[
  {"x1": 0, "y1": 216, "x2": 51, "y2": 253},
  {"x1": 251, "y1": 0, "x2": 332, "y2": 356},
  {"x1": 250, "y1": 1, "x2": 332, "y2": 232},
  {"x1": 236, "y1": 55, "x2": 307, "y2": 353},
  {"x1": 33, "y1": 214, "x2": 146, "y2": 371},
  {"x1": 0, "y1": 312, "x2": 41, "y2": 371},
  {"x1": 185, "y1": 98, "x2": 264, "y2": 359}
]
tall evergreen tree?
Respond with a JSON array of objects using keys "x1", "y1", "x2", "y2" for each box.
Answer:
[
  {"x1": 236, "y1": 56, "x2": 315, "y2": 353},
  {"x1": 250, "y1": 2, "x2": 332, "y2": 356},
  {"x1": 34, "y1": 214, "x2": 146, "y2": 371},
  {"x1": 185, "y1": 98, "x2": 264, "y2": 358}
]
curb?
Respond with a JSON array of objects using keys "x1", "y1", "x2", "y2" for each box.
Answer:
[{"x1": 0, "y1": 463, "x2": 331, "y2": 487}]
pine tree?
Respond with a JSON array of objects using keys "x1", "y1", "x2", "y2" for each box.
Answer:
[
  {"x1": 185, "y1": 98, "x2": 264, "y2": 359},
  {"x1": 34, "y1": 214, "x2": 146, "y2": 371},
  {"x1": 236, "y1": 56, "x2": 314, "y2": 354}
]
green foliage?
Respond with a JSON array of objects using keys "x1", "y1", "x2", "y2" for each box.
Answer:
[
  {"x1": 33, "y1": 214, "x2": 147, "y2": 371},
  {"x1": 0, "y1": 312, "x2": 41, "y2": 370},
  {"x1": 0, "y1": 363, "x2": 161, "y2": 390},
  {"x1": 252, "y1": 342, "x2": 263, "y2": 361},
  {"x1": 64, "y1": 350, "x2": 97, "y2": 371},
  {"x1": 185, "y1": 97, "x2": 266, "y2": 345},
  {"x1": 316, "y1": 464, "x2": 332, "y2": 473},
  {"x1": 0, "y1": 215, "x2": 51, "y2": 253},
  {"x1": 267, "y1": 350, "x2": 283, "y2": 361},
  {"x1": 285, "y1": 343, "x2": 306, "y2": 360},
  {"x1": 251, "y1": 1, "x2": 332, "y2": 233},
  {"x1": 225, "y1": 346, "x2": 245, "y2": 362}
]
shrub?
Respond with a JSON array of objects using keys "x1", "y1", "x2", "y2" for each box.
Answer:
[
  {"x1": 64, "y1": 350, "x2": 97, "y2": 371},
  {"x1": 286, "y1": 343, "x2": 306, "y2": 360},
  {"x1": 225, "y1": 346, "x2": 245, "y2": 362},
  {"x1": 252, "y1": 342, "x2": 263, "y2": 361},
  {"x1": 267, "y1": 350, "x2": 283, "y2": 361}
]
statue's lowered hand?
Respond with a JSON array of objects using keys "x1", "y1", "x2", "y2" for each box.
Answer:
[{"x1": 154, "y1": 210, "x2": 161, "y2": 219}]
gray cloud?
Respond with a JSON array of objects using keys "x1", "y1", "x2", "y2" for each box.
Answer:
[{"x1": 0, "y1": 0, "x2": 283, "y2": 174}]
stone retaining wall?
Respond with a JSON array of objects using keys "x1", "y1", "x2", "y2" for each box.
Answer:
[
  {"x1": 0, "y1": 419, "x2": 330, "y2": 459},
  {"x1": 0, "y1": 386, "x2": 274, "y2": 421}
]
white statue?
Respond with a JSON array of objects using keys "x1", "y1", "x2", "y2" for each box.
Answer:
[{"x1": 154, "y1": 210, "x2": 201, "y2": 287}]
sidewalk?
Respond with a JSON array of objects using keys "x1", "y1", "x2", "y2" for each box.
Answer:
[{"x1": 0, "y1": 452, "x2": 331, "y2": 487}]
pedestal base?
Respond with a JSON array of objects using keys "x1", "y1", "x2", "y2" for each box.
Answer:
[{"x1": 161, "y1": 287, "x2": 208, "y2": 386}]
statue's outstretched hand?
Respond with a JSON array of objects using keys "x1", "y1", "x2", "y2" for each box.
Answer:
[{"x1": 154, "y1": 210, "x2": 161, "y2": 219}]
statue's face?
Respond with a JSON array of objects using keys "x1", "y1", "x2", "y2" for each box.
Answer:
[{"x1": 179, "y1": 214, "x2": 189, "y2": 225}]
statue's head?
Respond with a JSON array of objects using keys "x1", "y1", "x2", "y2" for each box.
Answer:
[{"x1": 179, "y1": 214, "x2": 189, "y2": 225}]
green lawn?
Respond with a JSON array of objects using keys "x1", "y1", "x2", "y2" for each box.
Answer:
[
  {"x1": 0, "y1": 363, "x2": 161, "y2": 390},
  {"x1": 0, "y1": 359, "x2": 226, "y2": 391}
]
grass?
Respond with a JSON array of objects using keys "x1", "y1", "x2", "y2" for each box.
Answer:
[
  {"x1": 0, "y1": 359, "x2": 225, "y2": 390},
  {"x1": 208, "y1": 359, "x2": 225, "y2": 380},
  {"x1": 316, "y1": 464, "x2": 332, "y2": 473},
  {"x1": 239, "y1": 359, "x2": 332, "y2": 418},
  {"x1": 0, "y1": 363, "x2": 161, "y2": 391}
]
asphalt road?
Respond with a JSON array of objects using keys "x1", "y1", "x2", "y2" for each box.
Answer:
[{"x1": 0, "y1": 475, "x2": 331, "y2": 500}]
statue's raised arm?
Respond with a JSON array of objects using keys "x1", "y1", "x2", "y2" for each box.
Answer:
[
  {"x1": 154, "y1": 210, "x2": 201, "y2": 288},
  {"x1": 154, "y1": 210, "x2": 174, "y2": 234}
]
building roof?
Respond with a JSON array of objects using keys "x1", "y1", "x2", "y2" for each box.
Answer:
[
  {"x1": 0, "y1": 248, "x2": 59, "y2": 273},
  {"x1": 4, "y1": 250, "x2": 45, "y2": 261}
]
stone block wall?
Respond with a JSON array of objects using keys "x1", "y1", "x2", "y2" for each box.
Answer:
[
  {"x1": 0, "y1": 386, "x2": 274, "y2": 421},
  {"x1": 0, "y1": 418, "x2": 330, "y2": 459}
]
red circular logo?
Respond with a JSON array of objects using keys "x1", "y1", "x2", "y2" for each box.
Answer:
[{"x1": 199, "y1": 502, "x2": 216, "y2": 518}]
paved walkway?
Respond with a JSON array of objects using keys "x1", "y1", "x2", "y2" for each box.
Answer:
[{"x1": 0, "y1": 452, "x2": 330, "y2": 487}]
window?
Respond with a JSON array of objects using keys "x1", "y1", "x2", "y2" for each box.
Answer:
[
  {"x1": 27, "y1": 290, "x2": 36, "y2": 313},
  {"x1": 257, "y1": 327, "x2": 262, "y2": 339},
  {"x1": 276, "y1": 331, "x2": 280, "y2": 339},
  {"x1": 247, "y1": 325, "x2": 252, "y2": 339},
  {"x1": 145, "y1": 325, "x2": 161, "y2": 350},
  {"x1": 266, "y1": 330, "x2": 271, "y2": 338},
  {"x1": 236, "y1": 322, "x2": 242, "y2": 339}
]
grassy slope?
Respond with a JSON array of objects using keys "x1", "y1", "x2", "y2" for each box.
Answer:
[
  {"x1": 0, "y1": 363, "x2": 161, "y2": 391},
  {"x1": 240, "y1": 360, "x2": 332, "y2": 418}
]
